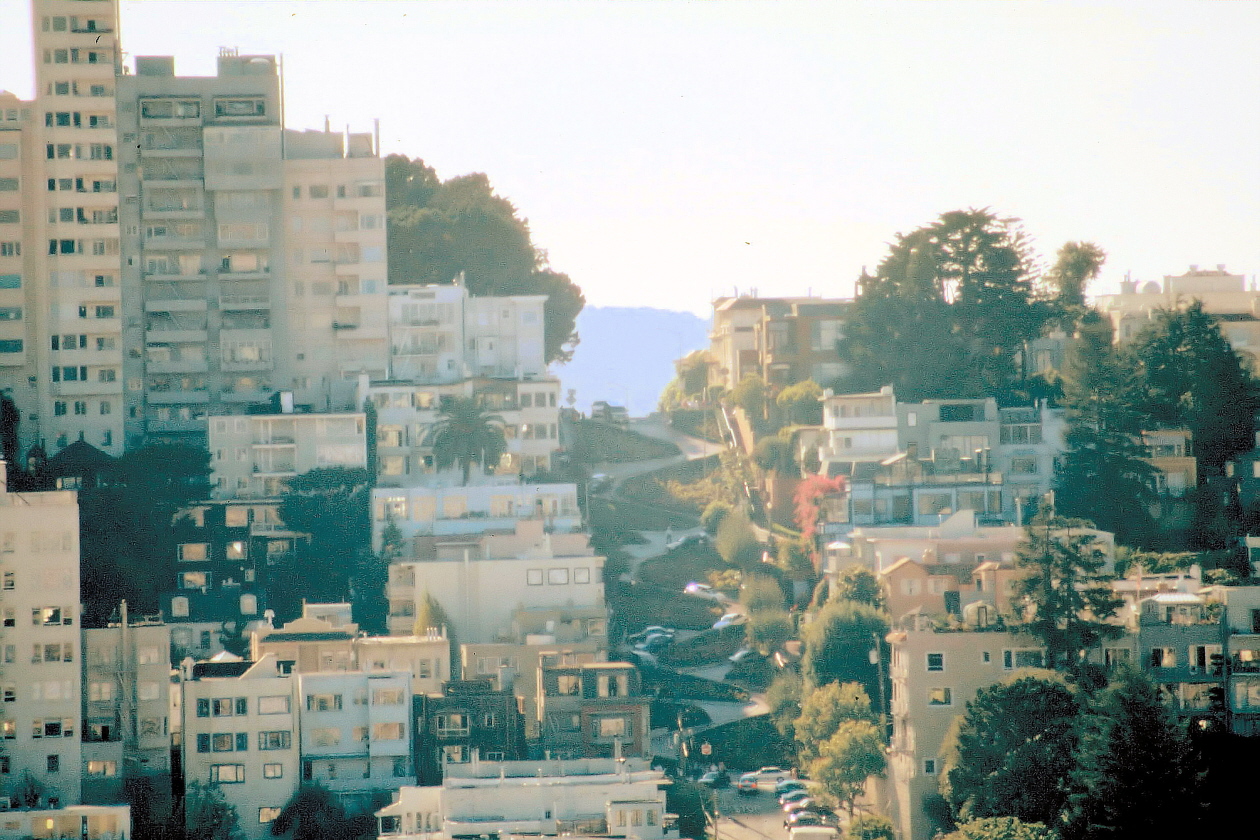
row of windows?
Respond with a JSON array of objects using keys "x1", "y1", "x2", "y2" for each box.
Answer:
[
  {"x1": 53, "y1": 400, "x2": 113, "y2": 418},
  {"x1": 52, "y1": 334, "x2": 115, "y2": 351},
  {"x1": 47, "y1": 239, "x2": 120, "y2": 256},
  {"x1": 292, "y1": 182, "x2": 382, "y2": 200},
  {"x1": 526, "y1": 567, "x2": 593, "y2": 586},
  {"x1": 308, "y1": 723, "x2": 405, "y2": 745},
  {"x1": 48, "y1": 177, "x2": 116, "y2": 192},
  {"x1": 44, "y1": 112, "x2": 112, "y2": 129},
  {"x1": 48, "y1": 207, "x2": 118, "y2": 225},
  {"x1": 195, "y1": 731, "x2": 291, "y2": 752},
  {"x1": 45, "y1": 143, "x2": 113, "y2": 160},
  {"x1": 45, "y1": 81, "x2": 111, "y2": 98},
  {"x1": 923, "y1": 648, "x2": 1044, "y2": 672}
]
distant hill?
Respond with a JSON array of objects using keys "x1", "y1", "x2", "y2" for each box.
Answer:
[{"x1": 556, "y1": 306, "x2": 711, "y2": 418}]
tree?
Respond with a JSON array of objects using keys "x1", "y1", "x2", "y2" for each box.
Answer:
[
  {"x1": 185, "y1": 781, "x2": 243, "y2": 840},
  {"x1": 701, "y1": 500, "x2": 733, "y2": 535},
  {"x1": 1061, "y1": 668, "x2": 1203, "y2": 840},
  {"x1": 661, "y1": 351, "x2": 714, "y2": 410},
  {"x1": 942, "y1": 817, "x2": 1055, "y2": 840},
  {"x1": 1013, "y1": 507, "x2": 1123, "y2": 675},
  {"x1": 1044, "y1": 242, "x2": 1106, "y2": 312},
  {"x1": 766, "y1": 671, "x2": 804, "y2": 742},
  {"x1": 277, "y1": 467, "x2": 372, "y2": 614},
  {"x1": 271, "y1": 784, "x2": 368, "y2": 840},
  {"x1": 714, "y1": 508, "x2": 764, "y2": 569},
  {"x1": 385, "y1": 156, "x2": 585, "y2": 363},
  {"x1": 776, "y1": 380, "x2": 823, "y2": 425},
  {"x1": 939, "y1": 674, "x2": 1080, "y2": 826},
  {"x1": 745, "y1": 610, "x2": 793, "y2": 656},
  {"x1": 800, "y1": 599, "x2": 888, "y2": 703},
  {"x1": 831, "y1": 565, "x2": 884, "y2": 610},
  {"x1": 79, "y1": 444, "x2": 212, "y2": 623},
  {"x1": 1130, "y1": 301, "x2": 1260, "y2": 478},
  {"x1": 794, "y1": 682, "x2": 877, "y2": 763},
  {"x1": 752, "y1": 435, "x2": 797, "y2": 474},
  {"x1": 809, "y1": 719, "x2": 886, "y2": 817},
  {"x1": 729, "y1": 373, "x2": 769, "y2": 427},
  {"x1": 849, "y1": 815, "x2": 897, "y2": 840},
  {"x1": 741, "y1": 575, "x2": 787, "y2": 613},
  {"x1": 426, "y1": 396, "x2": 507, "y2": 484},
  {"x1": 838, "y1": 209, "x2": 1050, "y2": 400},
  {"x1": 1055, "y1": 310, "x2": 1156, "y2": 544}
]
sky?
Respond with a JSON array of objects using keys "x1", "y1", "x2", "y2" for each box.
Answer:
[{"x1": 2, "y1": 1, "x2": 1258, "y2": 316}]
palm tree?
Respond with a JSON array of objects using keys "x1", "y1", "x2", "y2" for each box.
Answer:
[{"x1": 427, "y1": 396, "x2": 506, "y2": 484}]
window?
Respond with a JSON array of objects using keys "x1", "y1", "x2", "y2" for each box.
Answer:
[
  {"x1": 47, "y1": 755, "x2": 60, "y2": 773},
  {"x1": 597, "y1": 717, "x2": 627, "y2": 738},
  {"x1": 441, "y1": 745, "x2": 469, "y2": 764},
  {"x1": 1003, "y1": 649, "x2": 1046, "y2": 670},
  {"x1": 435, "y1": 713, "x2": 469, "y2": 737},
  {"x1": 374, "y1": 723, "x2": 404, "y2": 741},
  {"x1": 310, "y1": 727, "x2": 341, "y2": 747},
  {"x1": 259, "y1": 695, "x2": 290, "y2": 715},
  {"x1": 372, "y1": 688, "x2": 404, "y2": 706},
  {"x1": 926, "y1": 653, "x2": 944, "y2": 672},
  {"x1": 927, "y1": 687, "x2": 952, "y2": 706},
  {"x1": 527, "y1": 569, "x2": 544, "y2": 586},
  {"x1": 309, "y1": 184, "x2": 329, "y2": 199},
  {"x1": 923, "y1": 759, "x2": 937, "y2": 775},
  {"x1": 575, "y1": 567, "x2": 591, "y2": 584},
  {"x1": 258, "y1": 731, "x2": 291, "y2": 750},
  {"x1": 306, "y1": 694, "x2": 342, "y2": 712},
  {"x1": 210, "y1": 764, "x2": 245, "y2": 783},
  {"x1": 215, "y1": 98, "x2": 266, "y2": 117},
  {"x1": 260, "y1": 807, "x2": 282, "y2": 824},
  {"x1": 263, "y1": 763, "x2": 283, "y2": 779},
  {"x1": 212, "y1": 733, "x2": 235, "y2": 752}
]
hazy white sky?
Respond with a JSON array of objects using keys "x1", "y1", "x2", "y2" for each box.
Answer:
[{"x1": 3, "y1": 1, "x2": 1257, "y2": 315}]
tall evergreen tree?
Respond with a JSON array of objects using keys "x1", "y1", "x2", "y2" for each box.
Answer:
[
  {"x1": 1130, "y1": 300, "x2": 1260, "y2": 478},
  {"x1": 1055, "y1": 310, "x2": 1156, "y2": 544},
  {"x1": 1043, "y1": 242, "x2": 1106, "y2": 312},
  {"x1": 1013, "y1": 507, "x2": 1123, "y2": 675},
  {"x1": 1061, "y1": 668, "x2": 1203, "y2": 840}
]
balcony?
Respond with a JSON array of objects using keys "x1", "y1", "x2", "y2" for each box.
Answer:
[
  {"x1": 144, "y1": 299, "x2": 207, "y2": 313},
  {"x1": 221, "y1": 389, "x2": 273, "y2": 404},
  {"x1": 147, "y1": 358, "x2": 209, "y2": 374},
  {"x1": 145, "y1": 329, "x2": 207, "y2": 344},
  {"x1": 219, "y1": 295, "x2": 271, "y2": 310},
  {"x1": 147, "y1": 417, "x2": 207, "y2": 434},
  {"x1": 148, "y1": 390, "x2": 210, "y2": 405}
]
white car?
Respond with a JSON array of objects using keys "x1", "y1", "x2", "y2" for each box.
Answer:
[
  {"x1": 713, "y1": 612, "x2": 748, "y2": 630},
  {"x1": 685, "y1": 582, "x2": 726, "y2": 601}
]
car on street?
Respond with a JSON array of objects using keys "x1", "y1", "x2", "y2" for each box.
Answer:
[
  {"x1": 684, "y1": 581, "x2": 725, "y2": 601},
  {"x1": 742, "y1": 766, "x2": 793, "y2": 791},
  {"x1": 784, "y1": 798, "x2": 819, "y2": 814},
  {"x1": 736, "y1": 773, "x2": 759, "y2": 794},
  {"x1": 627, "y1": 626, "x2": 674, "y2": 644},
  {"x1": 728, "y1": 647, "x2": 763, "y2": 664},
  {"x1": 776, "y1": 779, "x2": 808, "y2": 796},
  {"x1": 698, "y1": 770, "x2": 731, "y2": 789},
  {"x1": 712, "y1": 612, "x2": 748, "y2": 630},
  {"x1": 634, "y1": 633, "x2": 673, "y2": 654},
  {"x1": 588, "y1": 473, "x2": 613, "y2": 493},
  {"x1": 784, "y1": 810, "x2": 838, "y2": 830},
  {"x1": 779, "y1": 790, "x2": 811, "y2": 807}
]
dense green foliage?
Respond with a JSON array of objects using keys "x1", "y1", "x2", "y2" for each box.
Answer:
[
  {"x1": 942, "y1": 817, "x2": 1055, "y2": 840},
  {"x1": 830, "y1": 565, "x2": 884, "y2": 610},
  {"x1": 794, "y1": 681, "x2": 877, "y2": 763},
  {"x1": 940, "y1": 674, "x2": 1080, "y2": 826},
  {"x1": 185, "y1": 781, "x2": 243, "y2": 840},
  {"x1": 810, "y1": 719, "x2": 886, "y2": 815},
  {"x1": 425, "y1": 396, "x2": 507, "y2": 484},
  {"x1": 276, "y1": 467, "x2": 372, "y2": 617},
  {"x1": 800, "y1": 599, "x2": 888, "y2": 703},
  {"x1": 838, "y1": 209, "x2": 1051, "y2": 401},
  {"x1": 385, "y1": 155, "x2": 584, "y2": 363},
  {"x1": 1014, "y1": 509, "x2": 1124, "y2": 675},
  {"x1": 1061, "y1": 668, "x2": 1203, "y2": 839}
]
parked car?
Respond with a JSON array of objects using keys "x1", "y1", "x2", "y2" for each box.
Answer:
[
  {"x1": 785, "y1": 798, "x2": 818, "y2": 814},
  {"x1": 776, "y1": 779, "x2": 808, "y2": 797},
  {"x1": 628, "y1": 626, "x2": 675, "y2": 644},
  {"x1": 745, "y1": 766, "x2": 793, "y2": 790},
  {"x1": 634, "y1": 633, "x2": 673, "y2": 654},
  {"x1": 698, "y1": 770, "x2": 731, "y2": 789},
  {"x1": 588, "y1": 473, "x2": 613, "y2": 493},
  {"x1": 712, "y1": 612, "x2": 748, "y2": 630},
  {"x1": 736, "y1": 773, "x2": 759, "y2": 794},
  {"x1": 779, "y1": 790, "x2": 811, "y2": 807},
  {"x1": 785, "y1": 810, "x2": 837, "y2": 829},
  {"x1": 729, "y1": 647, "x2": 763, "y2": 664}
]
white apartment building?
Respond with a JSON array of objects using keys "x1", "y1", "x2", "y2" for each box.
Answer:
[
  {"x1": 0, "y1": 461, "x2": 82, "y2": 807},
  {"x1": 0, "y1": 805, "x2": 131, "y2": 840},
  {"x1": 372, "y1": 476, "x2": 581, "y2": 549},
  {"x1": 377, "y1": 757, "x2": 673, "y2": 840},
  {"x1": 297, "y1": 670, "x2": 414, "y2": 813},
  {"x1": 0, "y1": 0, "x2": 125, "y2": 457},
  {"x1": 387, "y1": 520, "x2": 604, "y2": 643},
  {"x1": 180, "y1": 654, "x2": 300, "y2": 840},
  {"x1": 81, "y1": 614, "x2": 172, "y2": 805},
  {"x1": 208, "y1": 409, "x2": 367, "y2": 499},
  {"x1": 114, "y1": 52, "x2": 390, "y2": 449},
  {"x1": 387, "y1": 284, "x2": 547, "y2": 384},
  {"x1": 364, "y1": 373, "x2": 562, "y2": 484}
]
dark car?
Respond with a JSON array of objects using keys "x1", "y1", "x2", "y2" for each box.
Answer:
[
  {"x1": 784, "y1": 810, "x2": 838, "y2": 829},
  {"x1": 699, "y1": 770, "x2": 731, "y2": 789}
]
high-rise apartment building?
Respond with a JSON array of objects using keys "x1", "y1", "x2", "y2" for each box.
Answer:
[
  {"x1": 0, "y1": 0, "x2": 125, "y2": 459},
  {"x1": 0, "y1": 460, "x2": 84, "y2": 807},
  {"x1": 116, "y1": 53, "x2": 388, "y2": 449}
]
